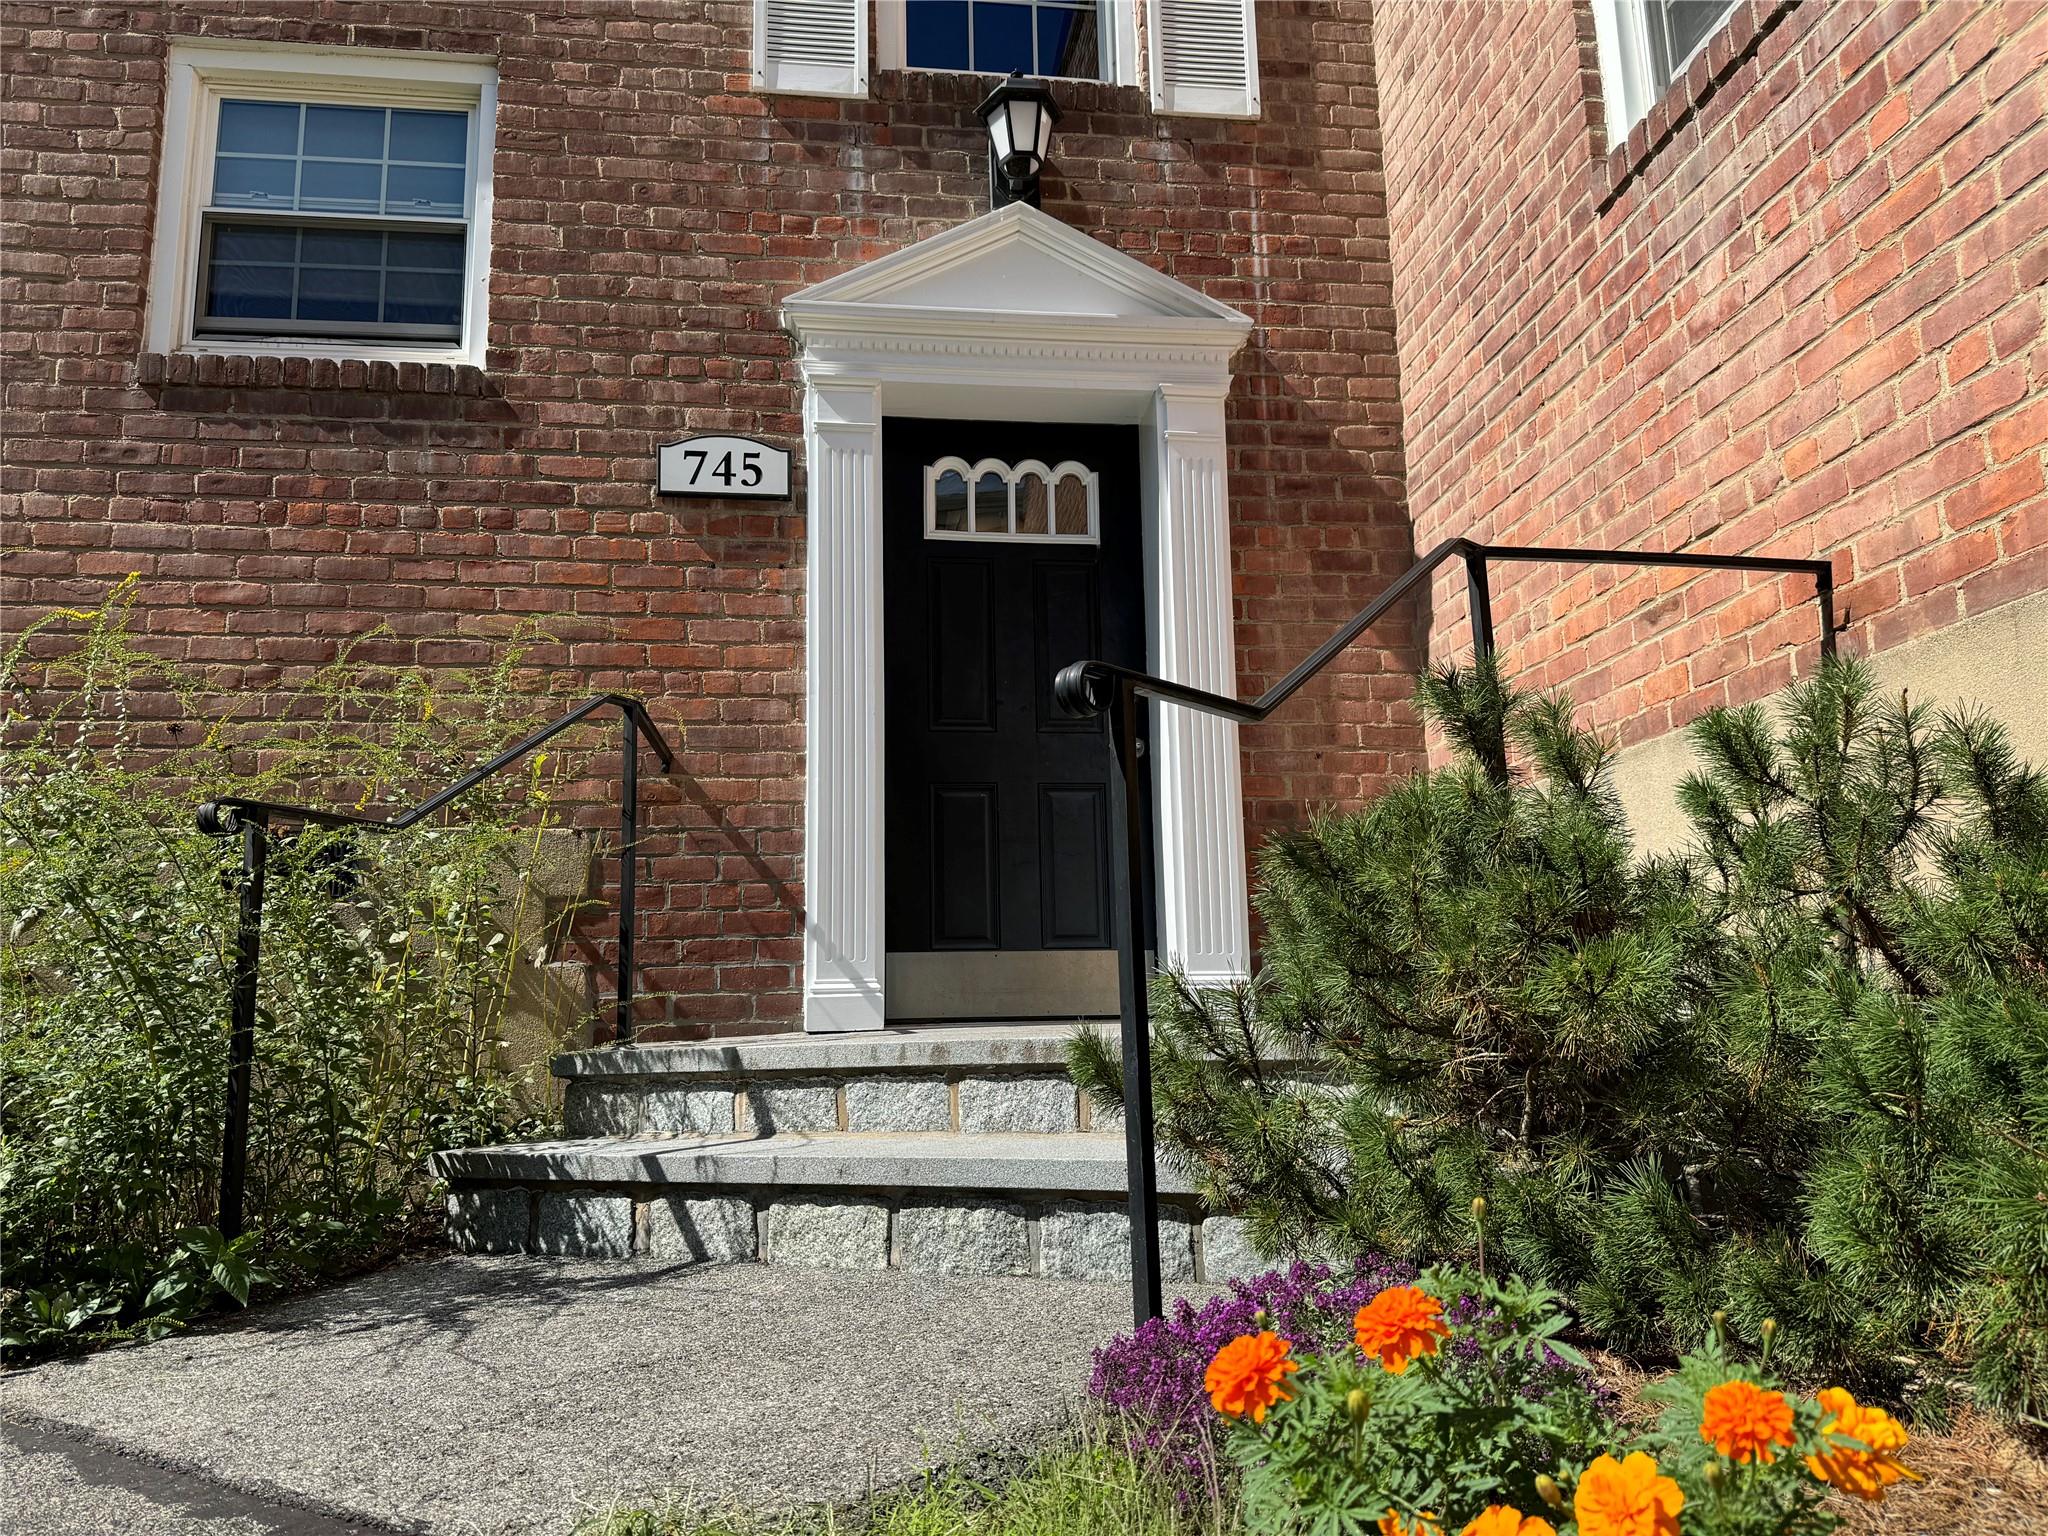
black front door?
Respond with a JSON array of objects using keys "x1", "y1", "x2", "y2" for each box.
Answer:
[{"x1": 883, "y1": 417, "x2": 1145, "y2": 1019}]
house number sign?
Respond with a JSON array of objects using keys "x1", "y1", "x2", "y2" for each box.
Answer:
[{"x1": 657, "y1": 435, "x2": 791, "y2": 500}]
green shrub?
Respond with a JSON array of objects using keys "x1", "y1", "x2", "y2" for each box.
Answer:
[
  {"x1": 1073, "y1": 655, "x2": 2048, "y2": 1419},
  {"x1": 1, "y1": 582, "x2": 599, "y2": 1352}
]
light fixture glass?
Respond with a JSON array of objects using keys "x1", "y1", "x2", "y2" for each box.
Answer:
[{"x1": 976, "y1": 74, "x2": 1061, "y2": 209}]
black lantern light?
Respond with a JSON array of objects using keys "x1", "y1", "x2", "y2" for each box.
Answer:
[{"x1": 976, "y1": 73, "x2": 1061, "y2": 210}]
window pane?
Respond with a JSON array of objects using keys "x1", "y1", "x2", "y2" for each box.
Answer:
[
  {"x1": 217, "y1": 100, "x2": 300, "y2": 155},
  {"x1": 933, "y1": 469, "x2": 969, "y2": 532},
  {"x1": 1053, "y1": 474, "x2": 1088, "y2": 536},
  {"x1": 1038, "y1": 5, "x2": 1092, "y2": 77},
  {"x1": 386, "y1": 230, "x2": 466, "y2": 270},
  {"x1": 212, "y1": 156, "x2": 298, "y2": 206},
  {"x1": 905, "y1": 0, "x2": 971, "y2": 69},
  {"x1": 389, "y1": 109, "x2": 468, "y2": 165},
  {"x1": 973, "y1": 471, "x2": 1007, "y2": 533},
  {"x1": 384, "y1": 164, "x2": 464, "y2": 216},
  {"x1": 298, "y1": 159, "x2": 383, "y2": 212},
  {"x1": 200, "y1": 221, "x2": 465, "y2": 338},
  {"x1": 297, "y1": 266, "x2": 381, "y2": 322},
  {"x1": 303, "y1": 104, "x2": 385, "y2": 161},
  {"x1": 300, "y1": 228, "x2": 384, "y2": 267},
  {"x1": 211, "y1": 224, "x2": 298, "y2": 264},
  {"x1": 383, "y1": 269, "x2": 463, "y2": 327},
  {"x1": 1656, "y1": 0, "x2": 1734, "y2": 78},
  {"x1": 207, "y1": 258, "x2": 294, "y2": 319},
  {"x1": 970, "y1": 2, "x2": 1034, "y2": 74},
  {"x1": 1016, "y1": 473, "x2": 1050, "y2": 535}
]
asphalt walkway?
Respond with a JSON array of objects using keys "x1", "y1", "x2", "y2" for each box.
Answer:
[{"x1": 1, "y1": 1254, "x2": 1167, "y2": 1535}]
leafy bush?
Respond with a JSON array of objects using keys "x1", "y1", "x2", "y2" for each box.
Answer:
[
  {"x1": 1073, "y1": 656, "x2": 2048, "y2": 1418},
  {"x1": 1, "y1": 582, "x2": 599, "y2": 1352}
]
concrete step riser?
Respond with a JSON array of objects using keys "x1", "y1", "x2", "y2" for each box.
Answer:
[
  {"x1": 564, "y1": 1072, "x2": 1110, "y2": 1138},
  {"x1": 447, "y1": 1184, "x2": 1258, "y2": 1285}
]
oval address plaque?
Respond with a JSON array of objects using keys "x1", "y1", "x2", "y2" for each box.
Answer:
[{"x1": 657, "y1": 435, "x2": 791, "y2": 500}]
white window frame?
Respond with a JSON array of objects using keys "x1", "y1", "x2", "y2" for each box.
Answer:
[
  {"x1": 1590, "y1": 0, "x2": 1739, "y2": 147},
  {"x1": 924, "y1": 456, "x2": 1100, "y2": 543},
  {"x1": 145, "y1": 43, "x2": 497, "y2": 369},
  {"x1": 877, "y1": 0, "x2": 1140, "y2": 87}
]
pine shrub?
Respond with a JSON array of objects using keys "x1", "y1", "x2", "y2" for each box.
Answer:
[{"x1": 1072, "y1": 655, "x2": 2048, "y2": 1420}]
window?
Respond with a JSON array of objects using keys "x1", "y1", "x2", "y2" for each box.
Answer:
[
  {"x1": 1591, "y1": 0, "x2": 1739, "y2": 145},
  {"x1": 905, "y1": 0, "x2": 1100, "y2": 78},
  {"x1": 200, "y1": 102, "x2": 470, "y2": 342},
  {"x1": 926, "y1": 457, "x2": 1098, "y2": 542},
  {"x1": 146, "y1": 46, "x2": 497, "y2": 366},
  {"x1": 878, "y1": 0, "x2": 1136, "y2": 85}
]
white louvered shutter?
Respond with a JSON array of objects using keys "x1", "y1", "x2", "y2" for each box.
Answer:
[
  {"x1": 1147, "y1": 0, "x2": 1260, "y2": 118},
  {"x1": 753, "y1": 0, "x2": 869, "y2": 98}
]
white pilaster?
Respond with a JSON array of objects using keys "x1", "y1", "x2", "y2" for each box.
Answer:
[
  {"x1": 1147, "y1": 384, "x2": 1252, "y2": 987},
  {"x1": 801, "y1": 376, "x2": 888, "y2": 1032}
]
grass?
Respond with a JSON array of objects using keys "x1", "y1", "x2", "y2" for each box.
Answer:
[{"x1": 571, "y1": 1418, "x2": 1238, "y2": 1536}]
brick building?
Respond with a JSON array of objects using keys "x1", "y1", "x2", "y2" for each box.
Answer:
[
  {"x1": 1375, "y1": 0, "x2": 2045, "y2": 836},
  {"x1": 3, "y1": 0, "x2": 2041, "y2": 1039}
]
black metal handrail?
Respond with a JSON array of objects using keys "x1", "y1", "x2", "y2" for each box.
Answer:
[
  {"x1": 1054, "y1": 536, "x2": 1836, "y2": 1326},
  {"x1": 195, "y1": 693, "x2": 676, "y2": 1238}
]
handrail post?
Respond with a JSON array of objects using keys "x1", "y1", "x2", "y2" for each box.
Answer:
[
  {"x1": 617, "y1": 707, "x2": 639, "y2": 1046},
  {"x1": 1465, "y1": 550, "x2": 1495, "y2": 660},
  {"x1": 1816, "y1": 562, "x2": 1838, "y2": 659},
  {"x1": 1107, "y1": 676, "x2": 1163, "y2": 1325},
  {"x1": 218, "y1": 811, "x2": 268, "y2": 1239}
]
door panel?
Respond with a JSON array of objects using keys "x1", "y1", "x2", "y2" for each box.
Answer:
[
  {"x1": 930, "y1": 785, "x2": 1000, "y2": 947},
  {"x1": 1038, "y1": 783, "x2": 1111, "y2": 947},
  {"x1": 928, "y1": 557, "x2": 996, "y2": 730},
  {"x1": 883, "y1": 416, "x2": 1145, "y2": 1013},
  {"x1": 1032, "y1": 561, "x2": 1101, "y2": 734}
]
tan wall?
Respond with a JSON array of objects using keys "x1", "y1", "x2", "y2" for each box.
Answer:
[{"x1": 1613, "y1": 585, "x2": 2048, "y2": 856}]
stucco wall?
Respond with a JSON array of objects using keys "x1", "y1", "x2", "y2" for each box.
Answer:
[{"x1": 1613, "y1": 583, "x2": 2048, "y2": 854}]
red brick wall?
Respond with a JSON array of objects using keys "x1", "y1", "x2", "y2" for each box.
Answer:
[
  {"x1": 0, "y1": 1, "x2": 1417, "y2": 1035},
  {"x1": 1372, "y1": 0, "x2": 2045, "y2": 751}
]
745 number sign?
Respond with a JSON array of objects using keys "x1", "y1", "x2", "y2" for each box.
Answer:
[{"x1": 656, "y1": 435, "x2": 791, "y2": 500}]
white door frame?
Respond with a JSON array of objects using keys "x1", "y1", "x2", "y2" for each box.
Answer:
[{"x1": 782, "y1": 204, "x2": 1255, "y2": 1032}]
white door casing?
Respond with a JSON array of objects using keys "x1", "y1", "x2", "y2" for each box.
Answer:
[{"x1": 782, "y1": 203, "x2": 1255, "y2": 1032}]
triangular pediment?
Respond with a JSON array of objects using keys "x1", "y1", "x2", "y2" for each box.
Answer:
[{"x1": 784, "y1": 202, "x2": 1251, "y2": 330}]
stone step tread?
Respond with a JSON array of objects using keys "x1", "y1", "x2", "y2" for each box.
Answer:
[
  {"x1": 433, "y1": 1129, "x2": 1195, "y2": 1198},
  {"x1": 554, "y1": 1022, "x2": 1090, "y2": 1080}
]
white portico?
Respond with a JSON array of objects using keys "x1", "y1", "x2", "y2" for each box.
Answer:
[{"x1": 782, "y1": 202, "x2": 1254, "y2": 1033}]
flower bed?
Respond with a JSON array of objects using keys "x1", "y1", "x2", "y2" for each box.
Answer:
[{"x1": 1174, "y1": 1263, "x2": 1921, "y2": 1535}]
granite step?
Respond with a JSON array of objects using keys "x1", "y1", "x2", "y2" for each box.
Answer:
[
  {"x1": 431, "y1": 1129, "x2": 1258, "y2": 1284},
  {"x1": 555, "y1": 1023, "x2": 1115, "y2": 1138}
]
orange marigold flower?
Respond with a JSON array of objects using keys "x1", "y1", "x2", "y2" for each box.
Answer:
[
  {"x1": 1377, "y1": 1511, "x2": 1444, "y2": 1536},
  {"x1": 1203, "y1": 1331, "x2": 1299, "y2": 1423},
  {"x1": 1460, "y1": 1505, "x2": 1558, "y2": 1536},
  {"x1": 1573, "y1": 1451, "x2": 1684, "y2": 1536},
  {"x1": 1699, "y1": 1378, "x2": 1797, "y2": 1464},
  {"x1": 1804, "y1": 1387, "x2": 1922, "y2": 1502},
  {"x1": 1353, "y1": 1284, "x2": 1451, "y2": 1373}
]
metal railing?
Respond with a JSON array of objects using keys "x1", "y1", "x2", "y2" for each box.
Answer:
[
  {"x1": 195, "y1": 693, "x2": 676, "y2": 1238},
  {"x1": 1054, "y1": 536, "x2": 1837, "y2": 1326}
]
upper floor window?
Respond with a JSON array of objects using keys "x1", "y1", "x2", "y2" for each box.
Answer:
[
  {"x1": 1591, "y1": 0, "x2": 1739, "y2": 145},
  {"x1": 904, "y1": 0, "x2": 1103, "y2": 80},
  {"x1": 145, "y1": 46, "x2": 497, "y2": 367},
  {"x1": 764, "y1": 2, "x2": 1257, "y2": 118}
]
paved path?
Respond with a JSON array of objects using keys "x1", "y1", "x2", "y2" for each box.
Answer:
[{"x1": 1, "y1": 1254, "x2": 1170, "y2": 1535}]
